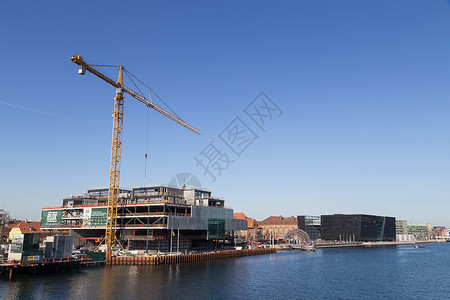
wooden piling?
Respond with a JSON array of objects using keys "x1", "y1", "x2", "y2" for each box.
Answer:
[{"x1": 107, "y1": 248, "x2": 276, "y2": 266}]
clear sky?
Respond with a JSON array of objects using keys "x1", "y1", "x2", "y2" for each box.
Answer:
[{"x1": 1, "y1": 1, "x2": 450, "y2": 226}]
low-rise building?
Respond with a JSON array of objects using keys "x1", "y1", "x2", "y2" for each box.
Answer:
[
  {"x1": 233, "y1": 213, "x2": 257, "y2": 241},
  {"x1": 9, "y1": 221, "x2": 48, "y2": 242},
  {"x1": 396, "y1": 220, "x2": 408, "y2": 235},
  {"x1": 407, "y1": 223, "x2": 431, "y2": 240},
  {"x1": 432, "y1": 226, "x2": 447, "y2": 237},
  {"x1": 258, "y1": 216, "x2": 297, "y2": 240}
]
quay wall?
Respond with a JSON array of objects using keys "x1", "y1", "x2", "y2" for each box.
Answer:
[{"x1": 110, "y1": 248, "x2": 276, "y2": 266}]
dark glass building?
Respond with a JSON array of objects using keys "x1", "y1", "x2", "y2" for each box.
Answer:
[
  {"x1": 320, "y1": 214, "x2": 396, "y2": 242},
  {"x1": 298, "y1": 216, "x2": 321, "y2": 240}
]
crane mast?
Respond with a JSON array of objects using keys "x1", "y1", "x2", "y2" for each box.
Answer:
[
  {"x1": 105, "y1": 67, "x2": 124, "y2": 258},
  {"x1": 70, "y1": 55, "x2": 200, "y2": 264}
]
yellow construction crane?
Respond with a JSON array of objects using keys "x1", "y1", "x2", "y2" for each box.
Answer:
[{"x1": 70, "y1": 55, "x2": 200, "y2": 263}]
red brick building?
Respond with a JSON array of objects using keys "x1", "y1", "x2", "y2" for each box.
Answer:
[{"x1": 258, "y1": 216, "x2": 298, "y2": 240}]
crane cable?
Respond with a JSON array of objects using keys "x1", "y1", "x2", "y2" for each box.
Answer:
[
  {"x1": 144, "y1": 108, "x2": 149, "y2": 178},
  {"x1": 88, "y1": 64, "x2": 121, "y2": 68},
  {"x1": 88, "y1": 64, "x2": 185, "y2": 178},
  {"x1": 123, "y1": 68, "x2": 146, "y2": 100},
  {"x1": 123, "y1": 68, "x2": 185, "y2": 122},
  {"x1": 123, "y1": 69, "x2": 151, "y2": 178},
  {"x1": 88, "y1": 64, "x2": 184, "y2": 122}
]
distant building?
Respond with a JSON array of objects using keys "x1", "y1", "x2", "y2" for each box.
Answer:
[
  {"x1": 0, "y1": 209, "x2": 9, "y2": 222},
  {"x1": 321, "y1": 214, "x2": 396, "y2": 242},
  {"x1": 432, "y1": 226, "x2": 447, "y2": 237},
  {"x1": 396, "y1": 220, "x2": 408, "y2": 235},
  {"x1": 407, "y1": 223, "x2": 431, "y2": 240},
  {"x1": 396, "y1": 220, "x2": 417, "y2": 242},
  {"x1": 9, "y1": 221, "x2": 48, "y2": 241},
  {"x1": 0, "y1": 209, "x2": 10, "y2": 243},
  {"x1": 297, "y1": 216, "x2": 321, "y2": 240},
  {"x1": 396, "y1": 234, "x2": 416, "y2": 242},
  {"x1": 258, "y1": 216, "x2": 297, "y2": 240},
  {"x1": 233, "y1": 213, "x2": 257, "y2": 241}
]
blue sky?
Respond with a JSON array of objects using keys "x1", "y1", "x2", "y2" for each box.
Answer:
[{"x1": 1, "y1": 1, "x2": 450, "y2": 226}]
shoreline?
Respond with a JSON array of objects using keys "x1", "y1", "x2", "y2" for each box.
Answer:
[
  {"x1": 316, "y1": 240, "x2": 443, "y2": 248},
  {"x1": 271, "y1": 240, "x2": 445, "y2": 250}
]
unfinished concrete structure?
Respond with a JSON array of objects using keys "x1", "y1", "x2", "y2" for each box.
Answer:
[{"x1": 40, "y1": 185, "x2": 246, "y2": 252}]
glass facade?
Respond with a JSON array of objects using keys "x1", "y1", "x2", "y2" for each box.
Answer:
[
  {"x1": 207, "y1": 219, "x2": 226, "y2": 240},
  {"x1": 321, "y1": 214, "x2": 396, "y2": 242},
  {"x1": 298, "y1": 216, "x2": 321, "y2": 240}
]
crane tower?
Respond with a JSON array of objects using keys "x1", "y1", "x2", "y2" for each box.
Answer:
[{"x1": 70, "y1": 55, "x2": 200, "y2": 263}]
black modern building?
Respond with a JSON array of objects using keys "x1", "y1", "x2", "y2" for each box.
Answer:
[
  {"x1": 320, "y1": 214, "x2": 396, "y2": 242},
  {"x1": 298, "y1": 216, "x2": 321, "y2": 240}
]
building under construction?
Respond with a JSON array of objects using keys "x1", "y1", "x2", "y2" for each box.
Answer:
[{"x1": 40, "y1": 185, "x2": 246, "y2": 252}]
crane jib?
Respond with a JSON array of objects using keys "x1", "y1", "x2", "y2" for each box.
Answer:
[
  {"x1": 70, "y1": 55, "x2": 200, "y2": 135},
  {"x1": 121, "y1": 86, "x2": 201, "y2": 135}
]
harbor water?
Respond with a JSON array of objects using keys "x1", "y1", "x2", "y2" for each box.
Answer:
[{"x1": 1, "y1": 243, "x2": 449, "y2": 299}]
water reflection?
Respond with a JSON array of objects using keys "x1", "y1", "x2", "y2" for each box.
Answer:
[{"x1": 1, "y1": 244, "x2": 449, "y2": 299}]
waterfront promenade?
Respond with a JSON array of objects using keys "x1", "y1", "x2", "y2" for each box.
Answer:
[{"x1": 316, "y1": 240, "x2": 442, "y2": 248}]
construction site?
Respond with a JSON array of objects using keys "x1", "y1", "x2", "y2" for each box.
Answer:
[
  {"x1": 40, "y1": 184, "x2": 247, "y2": 253},
  {"x1": 2, "y1": 55, "x2": 272, "y2": 276},
  {"x1": 33, "y1": 55, "x2": 252, "y2": 266}
]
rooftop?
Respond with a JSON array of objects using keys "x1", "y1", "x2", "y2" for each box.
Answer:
[
  {"x1": 234, "y1": 212, "x2": 256, "y2": 229},
  {"x1": 11, "y1": 221, "x2": 44, "y2": 234},
  {"x1": 259, "y1": 216, "x2": 297, "y2": 226}
]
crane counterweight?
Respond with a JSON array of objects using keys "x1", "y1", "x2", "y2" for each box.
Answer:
[{"x1": 78, "y1": 65, "x2": 86, "y2": 75}]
